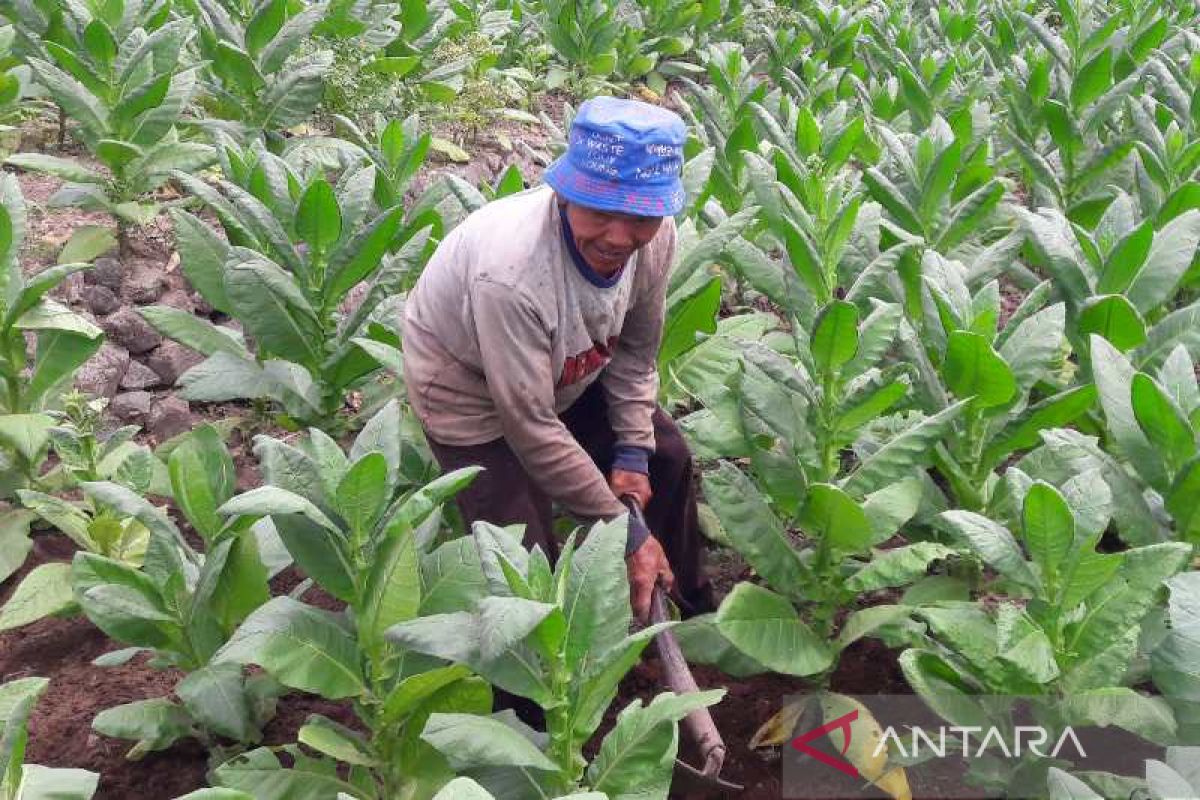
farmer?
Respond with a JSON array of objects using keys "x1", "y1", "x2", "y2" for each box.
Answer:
[{"x1": 402, "y1": 96, "x2": 713, "y2": 622}]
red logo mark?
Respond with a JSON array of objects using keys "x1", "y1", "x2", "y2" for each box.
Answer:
[
  {"x1": 791, "y1": 709, "x2": 860, "y2": 779},
  {"x1": 558, "y1": 336, "x2": 618, "y2": 387}
]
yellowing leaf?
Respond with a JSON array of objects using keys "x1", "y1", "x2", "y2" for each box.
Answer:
[
  {"x1": 820, "y1": 692, "x2": 911, "y2": 800},
  {"x1": 749, "y1": 696, "x2": 809, "y2": 748}
]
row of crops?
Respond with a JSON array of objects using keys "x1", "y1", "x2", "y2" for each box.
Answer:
[{"x1": 1, "y1": 0, "x2": 1200, "y2": 797}]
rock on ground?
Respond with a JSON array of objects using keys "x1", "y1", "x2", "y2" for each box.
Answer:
[
  {"x1": 146, "y1": 341, "x2": 203, "y2": 385},
  {"x1": 119, "y1": 360, "x2": 161, "y2": 390},
  {"x1": 110, "y1": 391, "x2": 153, "y2": 423},
  {"x1": 101, "y1": 308, "x2": 161, "y2": 354},
  {"x1": 158, "y1": 289, "x2": 195, "y2": 314},
  {"x1": 74, "y1": 343, "x2": 131, "y2": 399},
  {"x1": 86, "y1": 257, "x2": 125, "y2": 291},
  {"x1": 124, "y1": 260, "x2": 168, "y2": 304},
  {"x1": 80, "y1": 285, "x2": 120, "y2": 316},
  {"x1": 147, "y1": 396, "x2": 191, "y2": 441}
]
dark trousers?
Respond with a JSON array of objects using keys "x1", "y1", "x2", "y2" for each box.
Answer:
[{"x1": 425, "y1": 381, "x2": 712, "y2": 612}]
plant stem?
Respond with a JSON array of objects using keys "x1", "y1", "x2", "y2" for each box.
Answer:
[{"x1": 545, "y1": 665, "x2": 577, "y2": 793}]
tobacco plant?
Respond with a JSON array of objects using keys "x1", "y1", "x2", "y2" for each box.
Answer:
[
  {"x1": 0, "y1": 677, "x2": 99, "y2": 799},
  {"x1": 186, "y1": 0, "x2": 332, "y2": 144},
  {"x1": 686, "y1": 299, "x2": 964, "y2": 681},
  {"x1": 0, "y1": 175, "x2": 101, "y2": 509},
  {"x1": 0, "y1": 403, "x2": 157, "y2": 632},
  {"x1": 388, "y1": 519, "x2": 724, "y2": 799},
  {"x1": 4, "y1": 1, "x2": 214, "y2": 233},
  {"x1": 678, "y1": 42, "x2": 768, "y2": 211},
  {"x1": 903, "y1": 472, "x2": 1191, "y2": 796},
  {"x1": 1017, "y1": 194, "x2": 1200, "y2": 363},
  {"x1": 999, "y1": 3, "x2": 1160, "y2": 224},
  {"x1": 535, "y1": 0, "x2": 620, "y2": 90},
  {"x1": 77, "y1": 426, "x2": 281, "y2": 759},
  {"x1": 1090, "y1": 336, "x2": 1200, "y2": 543},
  {"x1": 742, "y1": 103, "x2": 874, "y2": 310},
  {"x1": 912, "y1": 254, "x2": 1094, "y2": 511},
  {"x1": 0, "y1": 175, "x2": 101, "y2": 417},
  {"x1": 1128, "y1": 92, "x2": 1200, "y2": 215},
  {"x1": 146, "y1": 162, "x2": 428, "y2": 428},
  {"x1": 203, "y1": 404, "x2": 492, "y2": 798}
]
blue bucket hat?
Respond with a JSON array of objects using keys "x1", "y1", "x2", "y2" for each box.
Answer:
[{"x1": 544, "y1": 96, "x2": 687, "y2": 217}]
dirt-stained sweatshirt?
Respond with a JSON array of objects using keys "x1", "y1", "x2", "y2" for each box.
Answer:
[{"x1": 402, "y1": 185, "x2": 675, "y2": 522}]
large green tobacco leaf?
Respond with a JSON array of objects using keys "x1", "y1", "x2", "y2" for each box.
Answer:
[
  {"x1": 15, "y1": 764, "x2": 100, "y2": 799},
  {"x1": 253, "y1": 436, "x2": 332, "y2": 509},
  {"x1": 561, "y1": 517, "x2": 633, "y2": 674},
  {"x1": 419, "y1": 537, "x2": 488, "y2": 615},
  {"x1": 799, "y1": 483, "x2": 871, "y2": 554},
  {"x1": 139, "y1": 305, "x2": 247, "y2": 359},
  {"x1": 1152, "y1": 573, "x2": 1200, "y2": 740},
  {"x1": 215, "y1": 597, "x2": 365, "y2": 699},
  {"x1": 214, "y1": 747, "x2": 363, "y2": 799},
  {"x1": 170, "y1": 210, "x2": 232, "y2": 313},
  {"x1": 997, "y1": 303, "x2": 1065, "y2": 396},
  {"x1": 0, "y1": 415, "x2": 53, "y2": 464},
  {"x1": 295, "y1": 180, "x2": 341, "y2": 255},
  {"x1": 176, "y1": 663, "x2": 258, "y2": 744},
  {"x1": 297, "y1": 716, "x2": 376, "y2": 767},
  {"x1": 360, "y1": 524, "x2": 420, "y2": 645},
  {"x1": 1021, "y1": 483, "x2": 1073, "y2": 591},
  {"x1": 0, "y1": 563, "x2": 75, "y2": 632},
  {"x1": 169, "y1": 425, "x2": 237, "y2": 544},
  {"x1": 701, "y1": 463, "x2": 806, "y2": 595},
  {"x1": 335, "y1": 453, "x2": 389, "y2": 538},
  {"x1": 659, "y1": 275, "x2": 720, "y2": 368},
  {"x1": 220, "y1": 486, "x2": 339, "y2": 533},
  {"x1": 378, "y1": 665, "x2": 473, "y2": 728},
  {"x1": 431, "y1": 778, "x2": 497, "y2": 800},
  {"x1": 0, "y1": 510, "x2": 34, "y2": 585},
  {"x1": 1046, "y1": 768, "x2": 1103, "y2": 799},
  {"x1": 843, "y1": 401, "x2": 967, "y2": 496},
  {"x1": 980, "y1": 386, "x2": 1096, "y2": 467},
  {"x1": 225, "y1": 257, "x2": 322, "y2": 366},
  {"x1": 1125, "y1": 210, "x2": 1200, "y2": 314},
  {"x1": 92, "y1": 698, "x2": 195, "y2": 755},
  {"x1": 943, "y1": 331, "x2": 1016, "y2": 408},
  {"x1": 0, "y1": 677, "x2": 46, "y2": 786},
  {"x1": 715, "y1": 583, "x2": 833, "y2": 677},
  {"x1": 1059, "y1": 687, "x2": 1176, "y2": 744},
  {"x1": 1078, "y1": 295, "x2": 1146, "y2": 352},
  {"x1": 1130, "y1": 373, "x2": 1194, "y2": 475},
  {"x1": 898, "y1": 648, "x2": 995, "y2": 728},
  {"x1": 845, "y1": 543, "x2": 956, "y2": 593},
  {"x1": 1091, "y1": 336, "x2": 1170, "y2": 490},
  {"x1": 937, "y1": 511, "x2": 1038, "y2": 590},
  {"x1": 587, "y1": 690, "x2": 725, "y2": 797},
  {"x1": 269, "y1": 514, "x2": 355, "y2": 602},
  {"x1": 811, "y1": 300, "x2": 860, "y2": 375},
  {"x1": 1063, "y1": 542, "x2": 1191, "y2": 692},
  {"x1": 386, "y1": 598, "x2": 555, "y2": 705},
  {"x1": 390, "y1": 467, "x2": 482, "y2": 534},
  {"x1": 421, "y1": 713, "x2": 558, "y2": 773},
  {"x1": 1023, "y1": 429, "x2": 1170, "y2": 546}
]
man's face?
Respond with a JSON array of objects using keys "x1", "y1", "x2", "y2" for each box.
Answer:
[{"x1": 563, "y1": 202, "x2": 665, "y2": 276}]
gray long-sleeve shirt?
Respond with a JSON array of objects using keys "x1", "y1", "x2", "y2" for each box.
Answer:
[{"x1": 402, "y1": 185, "x2": 675, "y2": 521}]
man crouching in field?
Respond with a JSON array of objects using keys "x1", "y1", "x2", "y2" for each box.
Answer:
[{"x1": 402, "y1": 96, "x2": 713, "y2": 623}]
